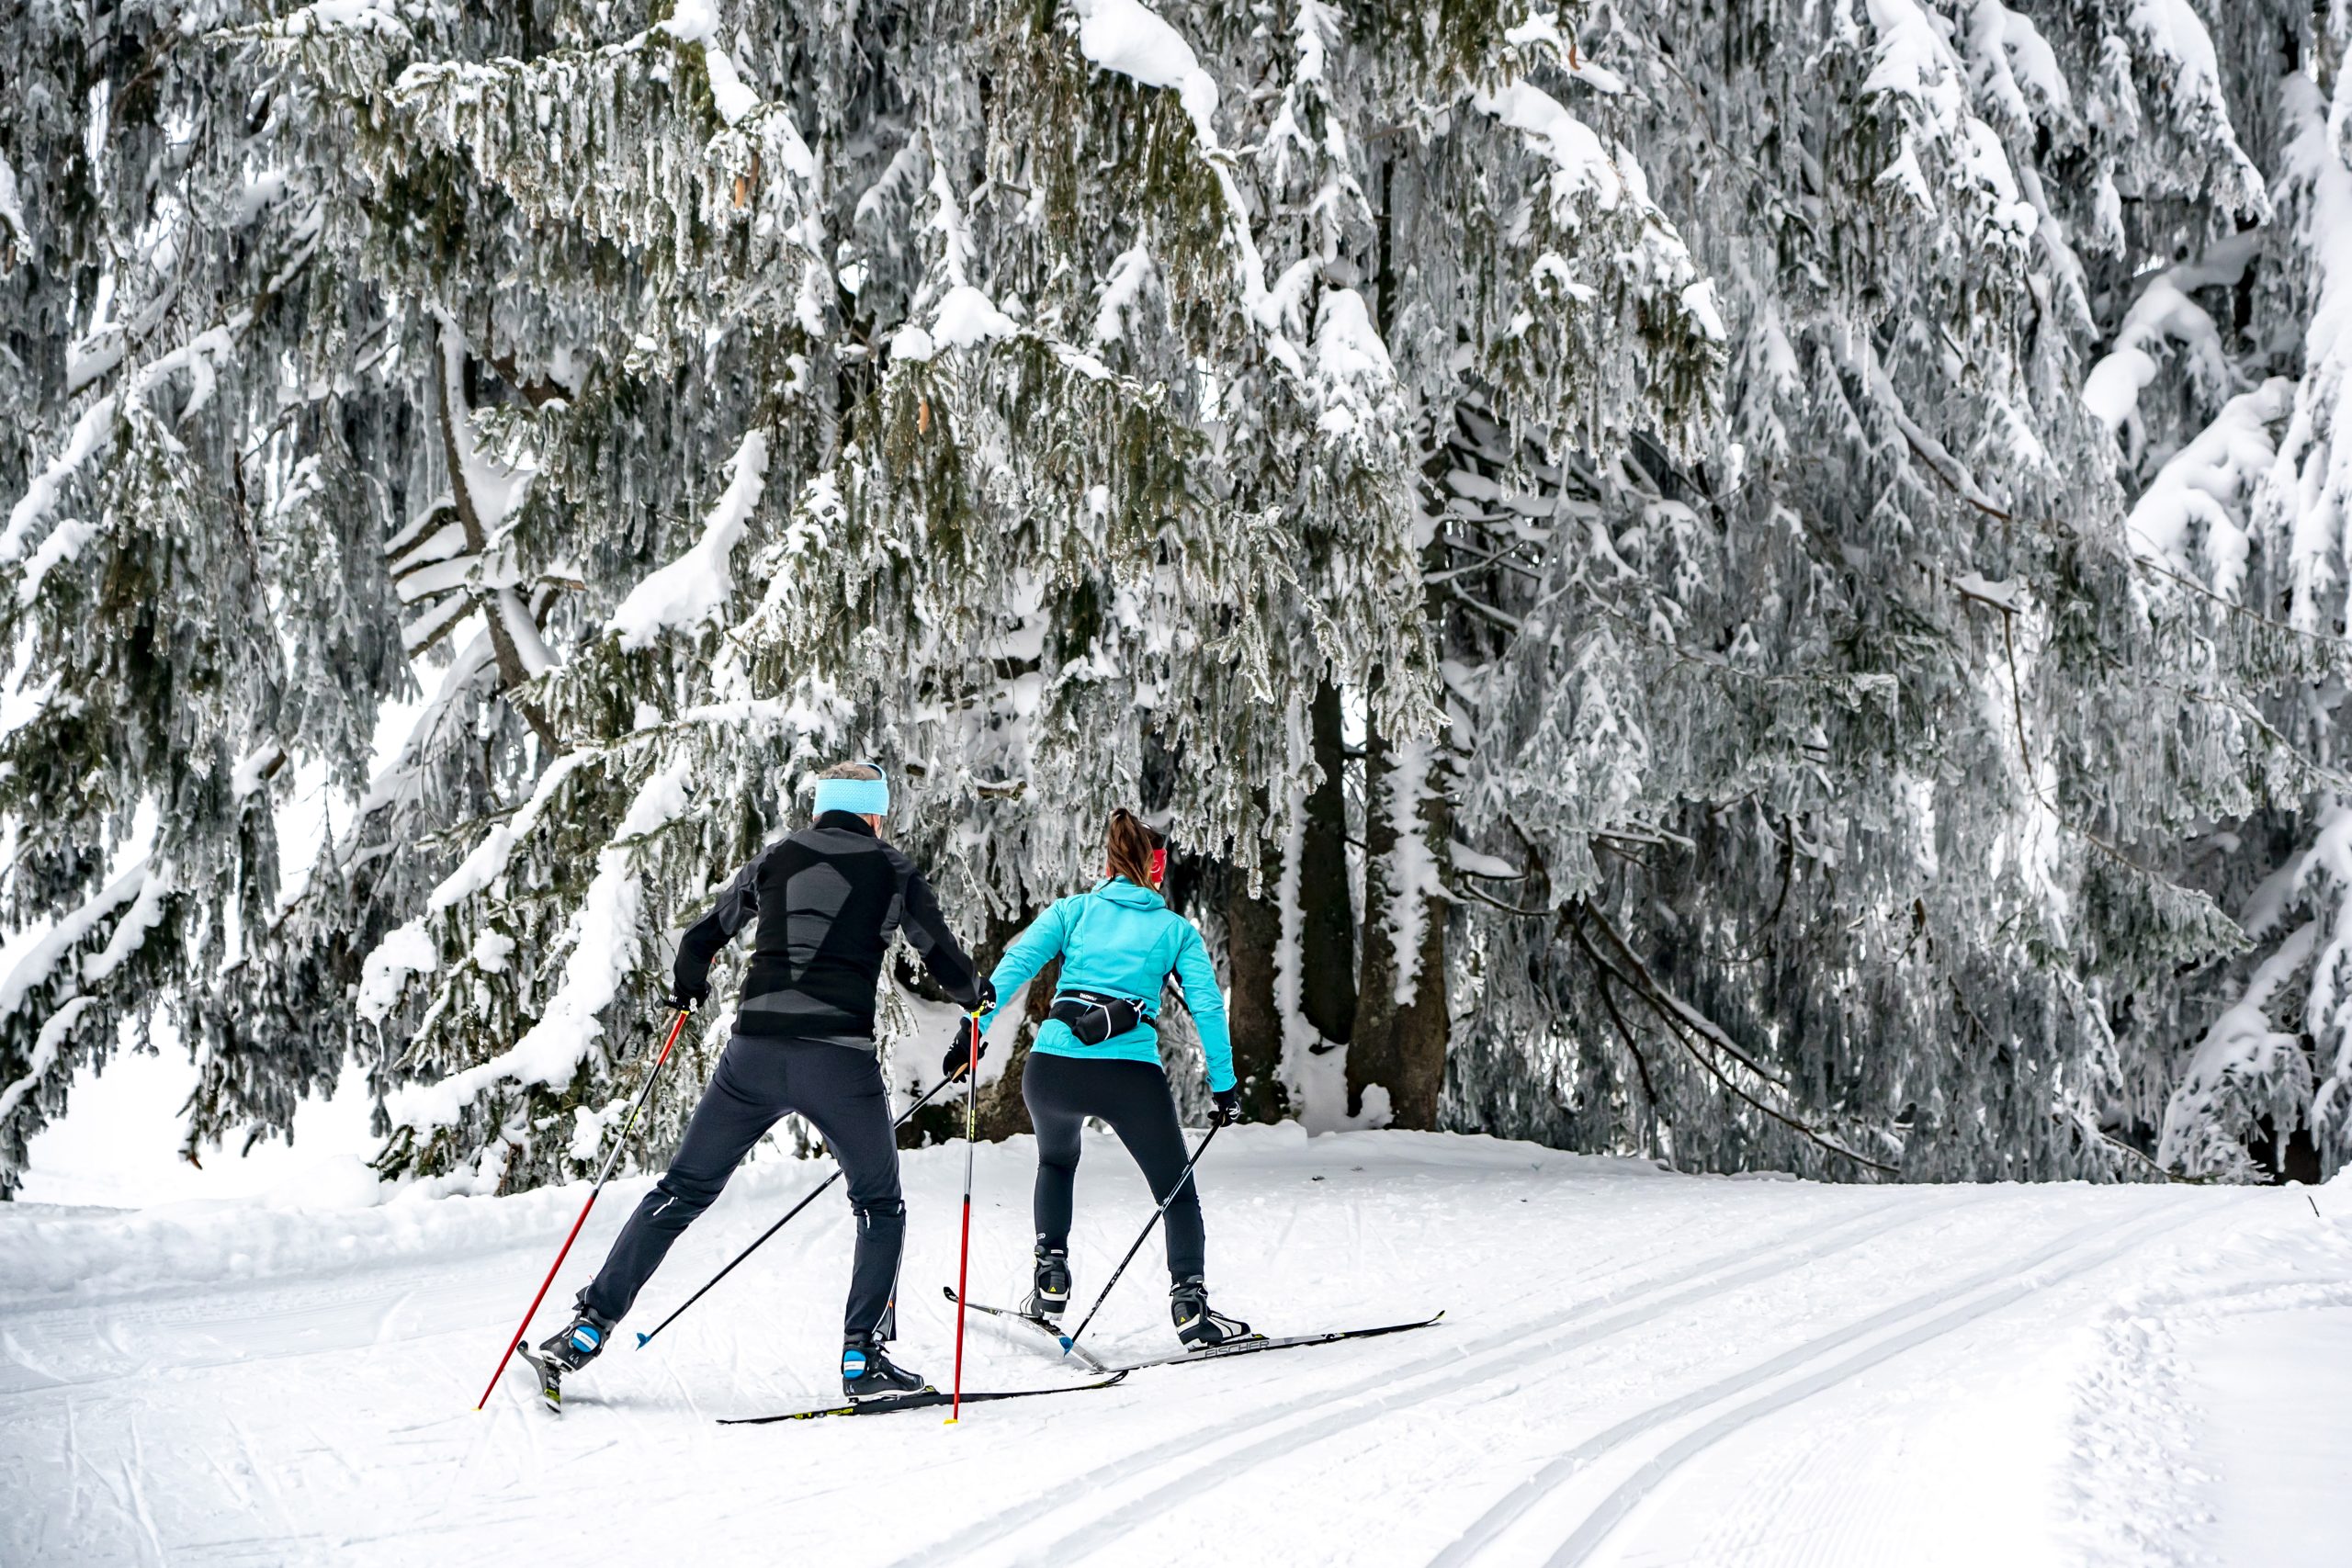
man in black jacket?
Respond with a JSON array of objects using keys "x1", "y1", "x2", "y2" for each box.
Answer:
[{"x1": 535, "y1": 761, "x2": 990, "y2": 1402}]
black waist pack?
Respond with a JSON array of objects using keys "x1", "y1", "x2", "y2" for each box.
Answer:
[{"x1": 1047, "y1": 990, "x2": 1148, "y2": 1044}]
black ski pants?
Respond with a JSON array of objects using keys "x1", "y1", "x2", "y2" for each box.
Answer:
[
  {"x1": 580, "y1": 1036, "x2": 904, "y2": 1341},
  {"x1": 1023, "y1": 1052, "x2": 1204, "y2": 1281}
]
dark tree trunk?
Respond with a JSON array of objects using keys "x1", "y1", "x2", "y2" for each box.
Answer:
[
  {"x1": 1224, "y1": 853, "x2": 1292, "y2": 1122},
  {"x1": 974, "y1": 954, "x2": 1053, "y2": 1142},
  {"x1": 1347, "y1": 723, "x2": 1452, "y2": 1129},
  {"x1": 899, "y1": 908, "x2": 1047, "y2": 1146},
  {"x1": 1299, "y1": 678, "x2": 1356, "y2": 1044}
]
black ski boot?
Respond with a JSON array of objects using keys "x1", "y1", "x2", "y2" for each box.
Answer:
[
  {"x1": 1170, "y1": 1277, "x2": 1253, "y2": 1349},
  {"x1": 1023, "y1": 1243, "x2": 1072, "y2": 1319},
  {"x1": 519, "y1": 1304, "x2": 614, "y2": 1410},
  {"x1": 841, "y1": 1335, "x2": 929, "y2": 1401}
]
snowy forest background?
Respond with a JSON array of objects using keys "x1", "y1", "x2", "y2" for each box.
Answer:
[{"x1": 5, "y1": 0, "x2": 2351, "y2": 1199}]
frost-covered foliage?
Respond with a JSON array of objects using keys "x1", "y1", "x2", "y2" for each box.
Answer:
[{"x1": 1, "y1": 0, "x2": 2346, "y2": 1194}]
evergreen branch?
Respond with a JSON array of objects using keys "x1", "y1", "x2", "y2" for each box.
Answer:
[
  {"x1": 1576, "y1": 896, "x2": 1794, "y2": 1092},
  {"x1": 1966, "y1": 588, "x2": 2237, "y2": 916},
  {"x1": 1566, "y1": 898, "x2": 1898, "y2": 1175},
  {"x1": 2062, "y1": 1109, "x2": 2196, "y2": 1185},
  {"x1": 1566, "y1": 910, "x2": 1665, "y2": 1129},
  {"x1": 1458, "y1": 883, "x2": 1551, "y2": 918},
  {"x1": 2132, "y1": 553, "x2": 2352, "y2": 657}
]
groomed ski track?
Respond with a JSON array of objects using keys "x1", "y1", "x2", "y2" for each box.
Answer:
[{"x1": 5, "y1": 1124, "x2": 2347, "y2": 1565}]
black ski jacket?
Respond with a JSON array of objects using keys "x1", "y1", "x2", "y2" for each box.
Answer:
[{"x1": 676, "y1": 811, "x2": 984, "y2": 1043}]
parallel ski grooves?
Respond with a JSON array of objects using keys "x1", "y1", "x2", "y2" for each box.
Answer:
[
  {"x1": 879, "y1": 1192, "x2": 1961, "y2": 1568},
  {"x1": 1530, "y1": 1201, "x2": 2207, "y2": 1566}
]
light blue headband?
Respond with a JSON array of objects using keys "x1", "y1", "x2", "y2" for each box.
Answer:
[{"x1": 813, "y1": 767, "x2": 890, "y2": 818}]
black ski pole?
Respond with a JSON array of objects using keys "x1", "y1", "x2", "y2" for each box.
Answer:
[
  {"x1": 1058, "y1": 1122, "x2": 1220, "y2": 1356},
  {"x1": 634, "y1": 1071, "x2": 960, "y2": 1349}
]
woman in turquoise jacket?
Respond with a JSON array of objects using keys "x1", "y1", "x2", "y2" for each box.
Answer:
[{"x1": 953, "y1": 808, "x2": 1251, "y2": 1348}]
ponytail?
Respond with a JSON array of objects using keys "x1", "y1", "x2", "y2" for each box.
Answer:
[{"x1": 1105, "y1": 808, "x2": 1159, "y2": 887}]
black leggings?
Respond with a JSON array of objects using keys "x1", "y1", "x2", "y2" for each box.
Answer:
[
  {"x1": 1023, "y1": 1052, "x2": 1204, "y2": 1281},
  {"x1": 581, "y1": 1036, "x2": 904, "y2": 1340}
]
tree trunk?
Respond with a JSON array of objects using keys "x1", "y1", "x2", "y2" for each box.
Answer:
[
  {"x1": 1224, "y1": 853, "x2": 1292, "y2": 1122},
  {"x1": 974, "y1": 956, "x2": 1053, "y2": 1142},
  {"x1": 432, "y1": 322, "x2": 560, "y2": 753},
  {"x1": 1298, "y1": 678, "x2": 1356, "y2": 1043},
  {"x1": 1347, "y1": 723, "x2": 1451, "y2": 1128},
  {"x1": 898, "y1": 909, "x2": 1047, "y2": 1147}
]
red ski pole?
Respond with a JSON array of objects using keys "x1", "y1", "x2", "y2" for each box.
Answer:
[
  {"x1": 946, "y1": 1013, "x2": 981, "y2": 1423},
  {"x1": 472, "y1": 1006, "x2": 693, "y2": 1411}
]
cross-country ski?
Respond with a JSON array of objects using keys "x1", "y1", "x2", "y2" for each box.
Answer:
[
  {"x1": 719, "y1": 1371, "x2": 1130, "y2": 1425},
  {"x1": 944, "y1": 1286, "x2": 1446, "y2": 1375},
  {"x1": 9, "y1": 0, "x2": 2352, "y2": 1562}
]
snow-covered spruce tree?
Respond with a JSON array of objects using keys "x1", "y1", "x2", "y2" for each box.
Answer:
[
  {"x1": 2122, "y1": 5, "x2": 2352, "y2": 1183},
  {"x1": 0, "y1": 0, "x2": 424, "y2": 1192},
  {"x1": 332, "y1": 0, "x2": 1723, "y2": 1184},
  {"x1": 1432, "y1": 0, "x2": 2304, "y2": 1180},
  {"x1": 6, "y1": 0, "x2": 2333, "y2": 1196}
]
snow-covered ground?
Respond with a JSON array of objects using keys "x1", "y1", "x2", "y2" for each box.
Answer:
[{"x1": 4, "y1": 1125, "x2": 2346, "y2": 1566}]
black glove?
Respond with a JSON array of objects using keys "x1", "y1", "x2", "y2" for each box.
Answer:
[
  {"x1": 970, "y1": 975, "x2": 997, "y2": 1013},
  {"x1": 1211, "y1": 1086, "x2": 1242, "y2": 1126},
  {"x1": 668, "y1": 967, "x2": 712, "y2": 1013},
  {"x1": 942, "y1": 1022, "x2": 986, "y2": 1079}
]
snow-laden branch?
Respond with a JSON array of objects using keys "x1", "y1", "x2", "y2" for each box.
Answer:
[
  {"x1": 2120, "y1": 0, "x2": 2265, "y2": 216},
  {"x1": 0, "y1": 860, "x2": 168, "y2": 1128},
  {"x1": 2262, "y1": 76, "x2": 2352, "y2": 645},
  {"x1": 2158, "y1": 919, "x2": 2316, "y2": 1179},
  {"x1": 1069, "y1": 0, "x2": 1312, "y2": 377},
  {"x1": 1468, "y1": 74, "x2": 1724, "y2": 355},
  {"x1": 1, "y1": 313, "x2": 251, "y2": 566},
  {"x1": 1860, "y1": 0, "x2": 2035, "y2": 244},
  {"x1": 2081, "y1": 237, "x2": 2256, "y2": 435},
  {"x1": 0, "y1": 147, "x2": 26, "y2": 258},
  {"x1": 383, "y1": 761, "x2": 694, "y2": 1137},
  {"x1": 2127, "y1": 378, "x2": 2290, "y2": 602},
  {"x1": 608, "y1": 428, "x2": 771, "y2": 650},
  {"x1": 0, "y1": 862, "x2": 149, "y2": 1021}
]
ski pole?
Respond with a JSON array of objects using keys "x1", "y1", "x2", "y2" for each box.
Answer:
[
  {"x1": 946, "y1": 1013, "x2": 981, "y2": 1423},
  {"x1": 473, "y1": 1005, "x2": 694, "y2": 1411},
  {"x1": 1058, "y1": 1122, "x2": 1219, "y2": 1358},
  {"x1": 634, "y1": 1070, "x2": 961, "y2": 1349}
]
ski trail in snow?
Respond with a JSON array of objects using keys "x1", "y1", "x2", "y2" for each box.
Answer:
[
  {"x1": 11, "y1": 1135, "x2": 2317, "y2": 1564},
  {"x1": 1439, "y1": 1198, "x2": 2205, "y2": 1567},
  {"x1": 118, "y1": 1414, "x2": 165, "y2": 1565},
  {"x1": 1544, "y1": 1202, "x2": 2212, "y2": 1566},
  {"x1": 888, "y1": 1189, "x2": 1972, "y2": 1566},
  {"x1": 1009, "y1": 1192, "x2": 1991, "y2": 1566}
]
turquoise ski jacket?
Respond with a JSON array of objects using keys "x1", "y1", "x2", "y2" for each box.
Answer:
[{"x1": 979, "y1": 877, "x2": 1235, "y2": 1091}]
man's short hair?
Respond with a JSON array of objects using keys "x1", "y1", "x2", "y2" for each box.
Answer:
[{"x1": 820, "y1": 761, "x2": 882, "y2": 781}]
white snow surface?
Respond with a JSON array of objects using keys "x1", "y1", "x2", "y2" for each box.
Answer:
[{"x1": 5, "y1": 1129, "x2": 2346, "y2": 1565}]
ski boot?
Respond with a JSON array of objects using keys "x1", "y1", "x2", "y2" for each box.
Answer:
[
  {"x1": 841, "y1": 1335, "x2": 929, "y2": 1402},
  {"x1": 1023, "y1": 1243, "x2": 1072, "y2": 1319},
  {"x1": 1170, "y1": 1277, "x2": 1253, "y2": 1349},
  {"x1": 518, "y1": 1304, "x2": 614, "y2": 1411}
]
